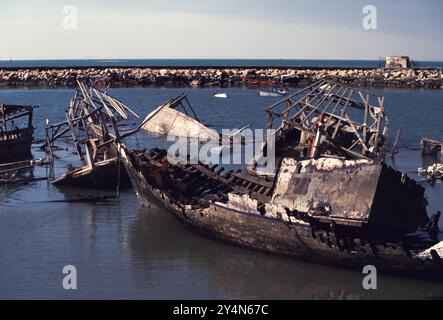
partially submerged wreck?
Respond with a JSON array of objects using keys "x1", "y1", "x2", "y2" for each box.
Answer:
[
  {"x1": 0, "y1": 104, "x2": 36, "y2": 163},
  {"x1": 46, "y1": 82, "x2": 137, "y2": 190},
  {"x1": 115, "y1": 80, "x2": 443, "y2": 277},
  {"x1": 141, "y1": 94, "x2": 219, "y2": 141},
  {"x1": 141, "y1": 94, "x2": 250, "y2": 144},
  {"x1": 0, "y1": 159, "x2": 45, "y2": 185}
]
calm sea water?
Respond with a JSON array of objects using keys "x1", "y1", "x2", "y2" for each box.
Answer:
[
  {"x1": 1, "y1": 86, "x2": 443, "y2": 299},
  {"x1": 0, "y1": 59, "x2": 442, "y2": 69}
]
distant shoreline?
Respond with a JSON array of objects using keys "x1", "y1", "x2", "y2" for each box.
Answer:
[{"x1": 1, "y1": 66, "x2": 442, "y2": 89}]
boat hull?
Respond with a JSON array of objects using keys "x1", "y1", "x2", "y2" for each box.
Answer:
[
  {"x1": 52, "y1": 158, "x2": 131, "y2": 190},
  {"x1": 0, "y1": 128, "x2": 34, "y2": 163}
]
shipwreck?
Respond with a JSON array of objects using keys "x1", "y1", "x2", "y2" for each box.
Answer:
[
  {"x1": 141, "y1": 93, "x2": 251, "y2": 146},
  {"x1": 45, "y1": 81, "x2": 139, "y2": 190},
  {"x1": 141, "y1": 94, "x2": 220, "y2": 141},
  {"x1": 0, "y1": 104, "x2": 37, "y2": 163},
  {"x1": 114, "y1": 80, "x2": 442, "y2": 277}
]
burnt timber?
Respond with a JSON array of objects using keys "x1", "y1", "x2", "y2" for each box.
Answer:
[
  {"x1": 0, "y1": 104, "x2": 36, "y2": 163},
  {"x1": 51, "y1": 155, "x2": 129, "y2": 190},
  {"x1": 117, "y1": 146, "x2": 442, "y2": 277},
  {"x1": 46, "y1": 82, "x2": 137, "y2": 190},
  {"x1": 114, "y1": 80, "x2": 443, "y2": 277},
  {"x1": 248, "y1": 79, "x2": 390, "y2": 176}
]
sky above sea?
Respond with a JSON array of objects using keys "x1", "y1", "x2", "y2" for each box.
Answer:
[{"x1": 0, "y1": 1, "x2": 442, "y2": 61}]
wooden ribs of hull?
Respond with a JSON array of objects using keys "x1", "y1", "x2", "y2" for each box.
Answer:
[{"x1": 121, "y1": 150, "x2": 443, "y2": 276}]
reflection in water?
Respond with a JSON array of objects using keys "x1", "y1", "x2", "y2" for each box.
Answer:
[
  {"x1": 127, "y1": 205, "x2": 443, "y2": 300},
  {"x1": 87, "y1": 207, "x2": 97, "y2": 241},
  {"x1": 0, "y1": 165, "x2": 35, "y2": 200}
]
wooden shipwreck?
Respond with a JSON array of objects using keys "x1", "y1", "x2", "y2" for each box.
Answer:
[
  {"x1": 0, "y1": 104, "x2": 36, "y2": 163},
  {"x1": 114, "y1": 80, "x2": 443, "y2": 277},
  {"x1": 46, "y1": 81, "x2": 138, "y2": 190}
]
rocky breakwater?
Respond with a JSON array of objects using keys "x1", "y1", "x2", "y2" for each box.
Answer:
[{"x1": 0, "y1": 67, "x2": 442, "y2": 89}]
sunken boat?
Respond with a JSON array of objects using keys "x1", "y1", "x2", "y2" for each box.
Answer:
[
  {"x1": 141, "y1": 94, "x2": 251, "y2": 144},
  {"x1": 51, "y1": 141, "x2": 130, "y2": 190},
  {"x1": 46, "y1": 82, "x2": 137, "y2": 190},
  {"x1": 141, "y1": 94, "x2": 220, "y2": 141},
  {"x1": 0, "y1": 104, "x2": 36, "y2": 163},
  {"x1": 116, "y1": 80, "x2": 443, "y2": 277}
]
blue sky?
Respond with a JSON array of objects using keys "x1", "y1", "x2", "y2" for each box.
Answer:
[{"x1": 0, "y1": 0, "x2": 442, "y2": 60}]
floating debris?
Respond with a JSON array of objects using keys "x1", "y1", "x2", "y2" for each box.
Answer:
[
  {"x1": 0, "y1": 159, "x2": 48, "y2": 185},
  {"x1": 418, "y1": 163, "x2": 443, "y2": 180}
]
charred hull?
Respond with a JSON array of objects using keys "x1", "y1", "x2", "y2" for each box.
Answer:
[
  {"x1": 272, "y1": 158, "x2": 429, "y2": 234},
  {"x1": 52, "y1": 158, "x2": 130, "y2": 190},
  {"x1": 118, "y1": 146, "x2": 443, "y2": 277},
  {"x1": 0, "y1": 128, "x2": 34, "y2": 163},
  {"x1": 1, "y1": 104, "x2": 36, "y2": 164}
]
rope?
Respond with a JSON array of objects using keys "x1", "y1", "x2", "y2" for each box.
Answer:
[{"x1": 115, "y1": 144, "x2": 121, "y2": 199}]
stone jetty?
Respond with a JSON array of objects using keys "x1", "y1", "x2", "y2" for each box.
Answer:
[{"x1": 0, "y1": 67, "x2": 442, "y2": 89}]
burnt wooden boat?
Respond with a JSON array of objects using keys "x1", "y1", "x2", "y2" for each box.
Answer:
[
  {"x1": 115, "y1": 80, "x2": 443, "y2": 278},
  {"x1": 52, "y1": 156, "x2": 130, "y2": 190},
  {"x1": 46, "y1": 82, "x2": 138, "y2": 190},
  {"x1": 0, "y1": 104, "x2": 36, "y2": 163},
  {"x1": 50, "y1": 132, "x2": 131, "y2": 190},
  {"x1": 116, "y1": 145, "x2": 443, "y2": 278}
]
